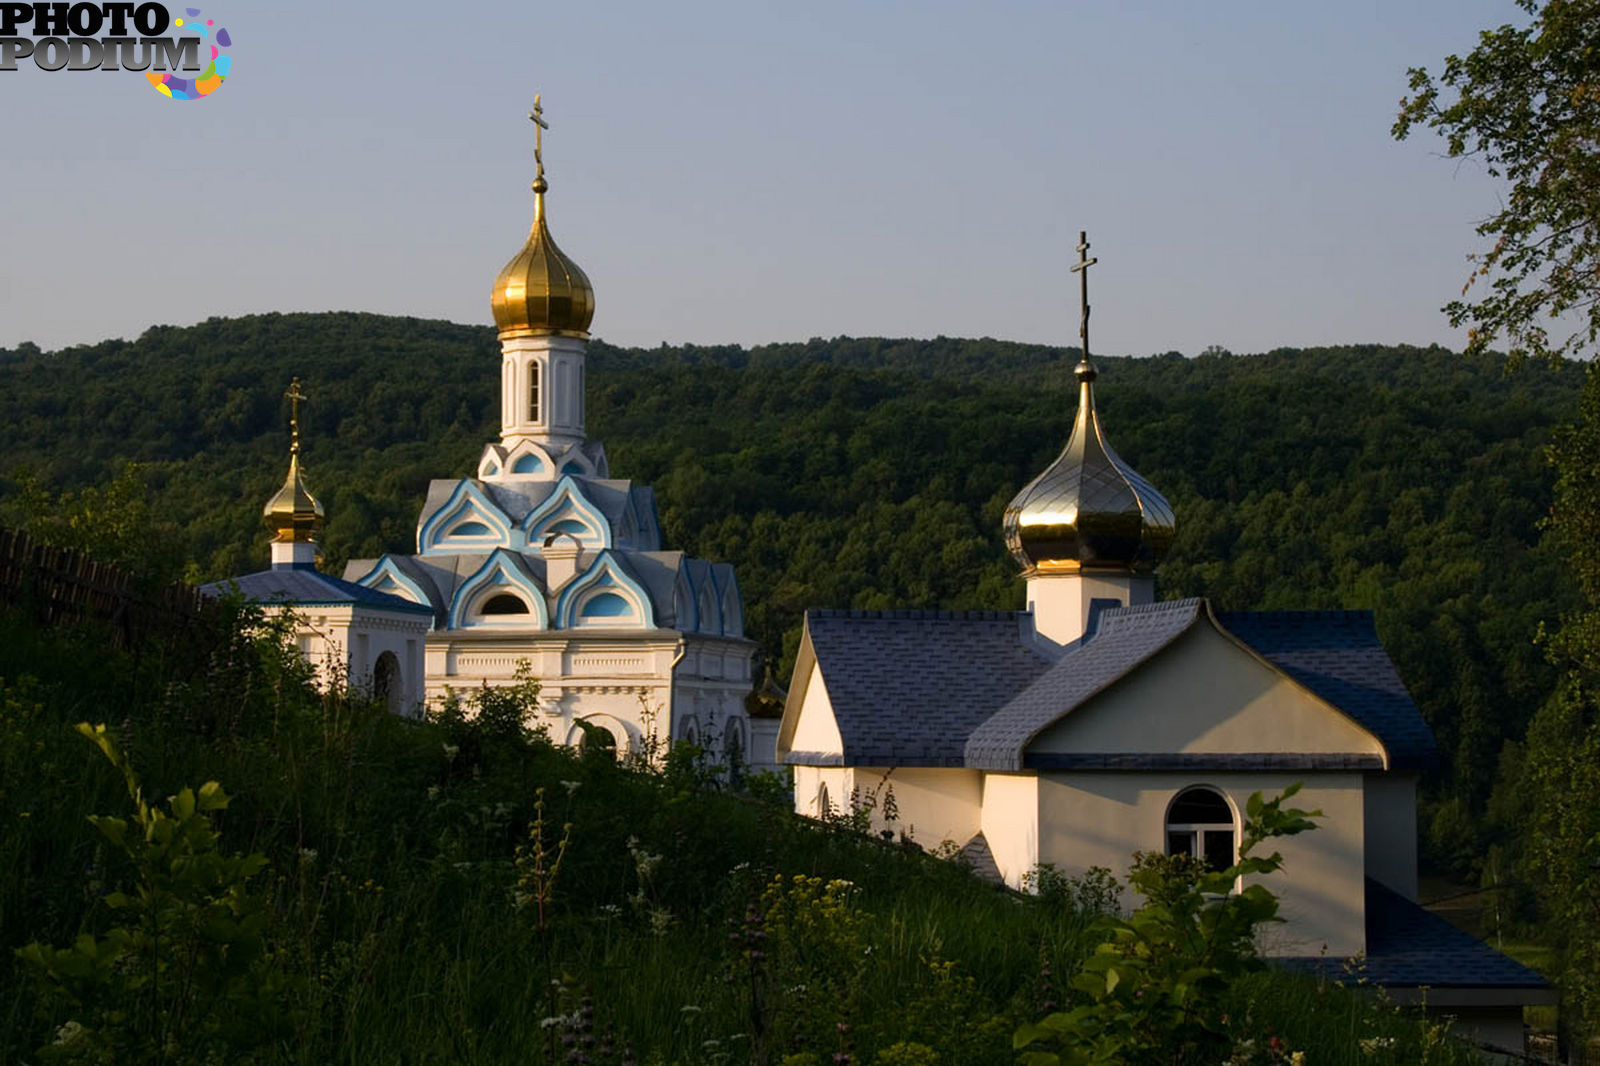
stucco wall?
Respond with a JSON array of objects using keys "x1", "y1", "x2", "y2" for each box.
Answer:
[
  {"x1": 981, "y1": 772, "x2": 1040, "y2": 887},
  {"x1": 274, "y1": 605, "x2": 428, "y2": 717},
  {"x1": 1363, "y1": 772, "x2": 1419, "y2": 899},
  {"x1": 786, "y1": 662, "x2": 844, "y2": 761},
  {"x1": 1029, "y1": 622, "x2": 1386, "y2": 758},
  {"x1": 848, "y1": 767, "x2": 982, "y2": 849},
  {"x1": 792, "y1": 765, "x2": 855, "y2": 819},
  {"x1": 1036, "y1": 771, "x2": 1367, "y2": 957}
]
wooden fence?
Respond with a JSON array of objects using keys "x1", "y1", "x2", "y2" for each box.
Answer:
[{"x1": 0, "y1": 526, "x2": 214, "y2": 648}]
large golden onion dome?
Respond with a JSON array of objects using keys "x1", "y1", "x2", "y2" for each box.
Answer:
[
  {"x1": 490, "y1": 98, "x2": 594, "y2": 338},
  {"x1": 1002, "y1": 358, "x2": 1175, "y2": 573},
  {"x1": 263, "y1": 379, "x2": 325, "y2": 543}
]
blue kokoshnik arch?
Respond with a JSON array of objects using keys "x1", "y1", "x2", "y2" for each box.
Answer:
[
  {"x1": 418, "y1": 480, "x2": 516, "y2": 555},
  {"x1": 447, "y1": 549, "x2": 551, "y2": 629},
  {"x1": 554, "y1": 552, "x2": 656, "y2": 629}
]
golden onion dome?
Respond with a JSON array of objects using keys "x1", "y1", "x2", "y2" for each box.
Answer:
[
  {"x1": 491, "y1": 99, "x2": 594, "y2": 338},
  {"x1": 263, "y1": 379, "x2": 325, "y2": 542},
  {"x1": 1003, "y1": 359, "x2": 1175, "y2": 573},
  {"x1": 490, "y1": 177, "x2": 595, "y2": 338}
]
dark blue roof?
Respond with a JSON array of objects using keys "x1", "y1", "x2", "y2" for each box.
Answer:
[
  {"x1": 798, "y1": 599, "x2": 1437, "y2": 772},
  {"x1": 1217, "y1": 610, "x2": 1438, "y2": 771},
  {"x1": 201, "y1": 567, "x2": 435, "y2": 616},
  {"x1": 1277, "y1": 880, "x2": 1550, "y2": 993},
  {"x1": 802, "y1": 609, "x2": 1052, "y2": 766}
]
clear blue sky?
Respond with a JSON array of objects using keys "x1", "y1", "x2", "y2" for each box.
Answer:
[{"x1": 0, "y1": 1, "x2": 1527, "y2": 356}]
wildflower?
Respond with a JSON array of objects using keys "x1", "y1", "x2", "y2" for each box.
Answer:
[
  {"x1": 680, "y1": 1004, "x2": 703, "y2": 1016},
  {"x1": 51, "y1": 1021, "x2": 86, "y2": 1048},
  {"x1": 298, "y1": 848, "x2": 318, "y2": 865},
  {"x1": 561, "y1": 779, "x2": 581, "y2": 796},
  {"x1": 442, "y1": 743, "x2": 459, "y2": 761},
  {"x1": 427, "y1": 785, "x2": 440, "y2": 800}
]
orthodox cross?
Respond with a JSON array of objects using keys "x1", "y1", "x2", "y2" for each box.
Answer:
[
  {"x1": 529, "y1": 94, "x2": 549, "y2": 184},
  {"x1": 1070, "y1": 230, "x2": 1097, "y2": 362},
  {"x1": 285, "y1": 377, "x2": 306, "y2": 454}
]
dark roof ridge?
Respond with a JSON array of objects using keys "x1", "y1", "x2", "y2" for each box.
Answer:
[{"x1": 1219, "y1": 607, "x2": 1376, "y2": 623}]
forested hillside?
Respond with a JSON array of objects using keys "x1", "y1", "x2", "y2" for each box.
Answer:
[{"x1": 0, "y1": 312, "x2": 1583, "y2": 863}]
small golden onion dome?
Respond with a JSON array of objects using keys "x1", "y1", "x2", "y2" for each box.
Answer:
[
  {"x1": 262, "y1": 401, "x2": 325, "y2": 544},
  {"x1": 490, "y1": 176, "x2": 595, "y2": 338},
  {"x1": 1003, "y1": 360, "x2": 1175, "y2": 573}
]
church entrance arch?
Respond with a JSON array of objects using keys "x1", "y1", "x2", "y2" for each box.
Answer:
[{"x1": 373, "y1": 651, "x2": 402, "y2": 715}]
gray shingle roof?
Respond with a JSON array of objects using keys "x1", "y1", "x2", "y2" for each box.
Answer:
[
  {"x1": 801, "y1": 598, "x2": 1435, "y2": 773},
  {"x1": 201, "y1": 567, "x2": 433, "y2": 615},
  {"x1": 801, "y1": 609, "x2": 1052, "y2": 766},
  {"x1": 1276, "y1": 880, "x2": 1550, "y2": 992},
  {"x1": 964, "y1": 599, "x2": 1204, "y2": 771},
  {"x1": 1217, "y1": 610, "x2": 1438, "y2": 771}
]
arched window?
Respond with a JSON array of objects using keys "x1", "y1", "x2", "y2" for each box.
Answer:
[
  {"x1": 579, "y1": 592, "x2": 634, "y2": 621},
  {"x1": 512, "y1": 453, "x2": 545, "y2": 475},
  {"x1": 372, "y1": 650, "x2": 401, "y2": 714},
  {"x1": 480, "y1": 593, "x2": 530, "y2": 616},
  {"x1": 528, "y1": 361, "x2": 542, "y2": 423},
  {"x1": 1165, "y1": 787, "x2": 1236, "y2": 871},
  {"x1": 449, "y1": 520, "x2": 493, "y2": 537},
  {"x1": 817, "y1": 782, "x2": 832, "y2": 819},
  {"x1": 547, "y1": 518, "x2": 591, "y2": 537}
]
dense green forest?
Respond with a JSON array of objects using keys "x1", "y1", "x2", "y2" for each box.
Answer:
[{"x1": 0, "y1": 312, "x2": 1584, "y2": 874}]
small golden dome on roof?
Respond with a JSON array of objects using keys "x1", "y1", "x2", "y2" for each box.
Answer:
[
  {"x1": 263, "y1": 378, "x2": 325, "y2": 543},
  {"x1": 1002, "y1": 231, "x2": 1174, "y2": 574},
  {"x1": 490, "y1": 96, "x2": 595, "y2": 339},
  {"x1": 1002, "y1": 359, "x2": 1174, "y2": 573}
]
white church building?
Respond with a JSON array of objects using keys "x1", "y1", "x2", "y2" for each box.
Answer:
[
  {"x1": 775, "y1": 236, "x2": 1551, "y2": 1055},
  {"x1": 339, "y1": 105, "x2": 764, "y2": 765},
  {"x1": 201, "y1": 380, "x2": 436, "y2": 715},
  {"x1": 213, "y1": 105, "x2": 767, "y2": 768}
]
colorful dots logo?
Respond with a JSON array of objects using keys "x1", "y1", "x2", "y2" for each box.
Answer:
[{"x1": 146, "y1": 7, "x2": 231, "y2": 100}]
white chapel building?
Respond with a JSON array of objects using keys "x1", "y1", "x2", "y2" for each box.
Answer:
[
  {"x1": 775, "y1": 238, "x2": 1550, "y2": 1053},
  {"x1": 201, "y1": 385, "x2": 435, "y2": 715}
]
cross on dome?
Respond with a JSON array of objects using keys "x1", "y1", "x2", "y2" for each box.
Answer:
[
  {"x1": 1070, "y1": 230, "x2": 1098, "y2": 367},
  {"x1": 529, "y1": 94, "x2": 549, "y2": 190},
  {"x1": 285, "y1": 376, "x2": 307, "y2": 454}
]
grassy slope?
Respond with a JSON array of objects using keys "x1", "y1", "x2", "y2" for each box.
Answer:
[{"x1": 0, "y1": 604, "x2": 1479, "y2": 1065}]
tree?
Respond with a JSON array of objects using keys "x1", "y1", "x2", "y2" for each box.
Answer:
[
  {"x1": 1393, "y1": 0, "x2": 1600, "y2": 364},
  {"x1": 1399, "y1": 0, "x2": 1600, "y2": 1041}
]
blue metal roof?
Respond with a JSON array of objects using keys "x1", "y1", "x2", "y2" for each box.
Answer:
[
  {"x1": 1217, "y1": 610, "x2": 1439, "y2": 771},
  {"x1": 801, "y1": 609, "x2": 1053, "y2": 766},
  {"x1": 201, "y1": 566, "x2": 435, "y2": 615},
  {"x1": 1276, "y1": 880, "x2": 1550, "y2": 992}
]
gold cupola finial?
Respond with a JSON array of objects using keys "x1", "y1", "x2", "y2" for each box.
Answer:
[
  {"x1": 1002, "y1": 233, "x2": 1175, "y2": 574},
  {"x1": 490, "y1": 95, "x2": 596, "y2": 339},
  {"x1": 262, "y1": 377, "x2": 325, "y2": 544}
]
